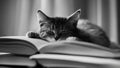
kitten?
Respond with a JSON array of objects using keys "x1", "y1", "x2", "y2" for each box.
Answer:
[{"x1": 26, "y1": 9, "x2": 110, "y2": 47}]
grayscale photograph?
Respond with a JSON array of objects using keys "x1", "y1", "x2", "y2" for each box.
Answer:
[{"x1": 0, "y1": 0, "x2": 119, "y2": 68}]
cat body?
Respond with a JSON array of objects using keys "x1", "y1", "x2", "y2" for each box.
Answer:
[{"x1": 27, "y1": 9, "x2": 110, "y2": 47}]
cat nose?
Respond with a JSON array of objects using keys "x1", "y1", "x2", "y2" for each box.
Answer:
[
  {"x1": 54, "y1": 33, "x2": 60, "y2": 40},
  {"x1": 48, "y1": 31, "x2": 59, "y2": 40}
]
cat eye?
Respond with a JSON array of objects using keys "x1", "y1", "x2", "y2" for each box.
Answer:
[{"x1": 40, "y1": 23, "x2": 45, "y2": 27}]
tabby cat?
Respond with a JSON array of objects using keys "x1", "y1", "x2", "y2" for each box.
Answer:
[{"x1": 26, "y1": 9, "x2": 110, "y2": 47}]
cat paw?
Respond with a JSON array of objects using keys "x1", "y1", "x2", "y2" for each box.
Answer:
[{"x1": 26, "y1": 31, "x2": 39, "y2": 38}]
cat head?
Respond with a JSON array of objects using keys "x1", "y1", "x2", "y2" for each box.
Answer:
[{"x1": 37, "y1": 9, "x2": 81, "y2": 41}]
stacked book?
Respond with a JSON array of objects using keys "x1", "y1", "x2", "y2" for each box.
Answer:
[{"x1": 0, "y1": 36, "x2": 120, "y2": 68}]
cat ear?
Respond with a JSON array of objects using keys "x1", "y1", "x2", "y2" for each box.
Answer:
[
  {"x1": 67, "y1": 9, "x2": 81, "y2": 22},
  {"x1": 37, "y1": 10, "x2": 49, "y2": 22}
]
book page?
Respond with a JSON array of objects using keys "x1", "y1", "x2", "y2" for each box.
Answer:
[
  {"x1": 30, "y1": 54, "x2": 120, "y2": 68},
  {"x1": 39, "y1": 40, "x2": 120, "y2": 58},
  {"x1": 0, "y1": 36, "x2": 48, "y2": 55},
  {"x1": 0, "y1": 53, "x2": 36, "y2": 67}
]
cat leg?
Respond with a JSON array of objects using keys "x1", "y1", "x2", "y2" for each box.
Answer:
[
  {"x1": 26, "y1": 31, "x2": 49, "y2": 41},
  {"x1": 26, "y1": 31, "x2": 40, "y2": 38}
]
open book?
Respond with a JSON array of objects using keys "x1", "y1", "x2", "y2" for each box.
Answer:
[
  {"x1": 0, "y1": 36, "x2": 48, "y2": 55},
  {"x1": 0, "y1": 36, "x2": 120, "y2": 68}
]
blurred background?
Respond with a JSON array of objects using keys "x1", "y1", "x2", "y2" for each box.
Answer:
[{"x1": 0, "y1": 0, "x2": 119, "y2": 44}]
